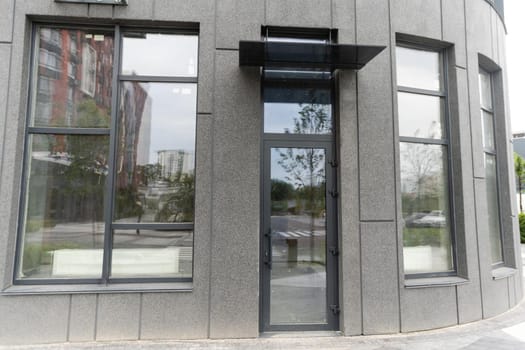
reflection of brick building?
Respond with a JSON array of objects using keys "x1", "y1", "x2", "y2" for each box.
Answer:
[
  {"x1": 36, "y1": 29, "x2": 113, "y2": 131},
  {"x1": 117, "y1": 81, "x2": 151, "y2": 189},
  {"x1": 36, "y1": 29, "x2": 114, "y2": 159}
]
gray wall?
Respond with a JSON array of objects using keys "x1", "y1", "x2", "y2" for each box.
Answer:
[{"x1": 0, "y1": 0, "x2": 521, "y2": 345}]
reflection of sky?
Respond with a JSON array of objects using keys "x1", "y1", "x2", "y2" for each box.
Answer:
[
  {"x1": 396, "y1": 47, "x2": 440, "y2": 90},
  {"x1": 122, "y1": 34, "x2": 198, "y2": 77},
  {"x1": 138, "y1": 83, "x2": 197, "y2": 164},
  {"x1": 398, "y1": 92, "x2": 442, "y2": 139},
  {"x1": 264, "y1": 103, "x2": 331, "y2": 134}
]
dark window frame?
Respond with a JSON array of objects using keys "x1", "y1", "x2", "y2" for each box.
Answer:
[
  {"x1": 396, "y1": 42, "x2": 459, "y2": 279},
  {"x1": 14, "y1": 23, "x2": 199, "y2": 286},
  {"x1": 479, "y1": 66, "x2": 505, "y2": 268}
]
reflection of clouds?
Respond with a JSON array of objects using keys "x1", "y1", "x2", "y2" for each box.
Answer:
[
  {"x1": 396, "y1": 47, "x2": 440, "y2": 90},
  {"x1": 122, "y1": 34, "x2": 198, "y2": 77},
  {"x1": 398, "y1": 92, "x2": 442, "y2": 139}
]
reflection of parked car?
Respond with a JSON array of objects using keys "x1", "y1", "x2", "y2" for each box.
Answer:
[
  {"x1": 404, "y1": 212, "x2": 427, "y2": 228},
  {"x1": 412, "y1": 210, "x2": 446, "y2": 227}
]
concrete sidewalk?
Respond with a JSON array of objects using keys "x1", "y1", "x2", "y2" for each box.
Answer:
[{"x1": 2, "y1": 246, "x2": 524, "y2": 350}]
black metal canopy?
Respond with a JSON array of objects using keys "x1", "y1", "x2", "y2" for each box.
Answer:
[{"x1": 239, "y1": 41, "x2": 386, "y2": 70}]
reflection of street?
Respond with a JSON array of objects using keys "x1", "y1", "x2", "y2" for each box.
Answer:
[
  {"x1": 270, "y1": 214, "x2": 327, "y2": 324},
  {"x1": 270, "y1": 262, "x2": 326, "y2": 325}
]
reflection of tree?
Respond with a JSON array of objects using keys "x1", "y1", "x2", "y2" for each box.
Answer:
[
  {"x1": 276, "y1": 103, "x2": 327, "y2": 260},
  {"x1": 156, "y1": 172, "x2": 195, "y2": 222},
  {"x1": 293, "y1": 103, "x2": 330, "y2": 134},
  {"x1": 401, "y1": 143, "x2": 449, "y2": 249},
  {"x1": 401, "y1": 143, "x2": 443, "y2": 213},
  {"x1": 44, "y1": 98, "x2": 110, "y2": 224},
  {"x1": 137, "y1": 163, "x2": 162, "y2": 186},
  {"x1": 515, "y1": 153, "x2": 525, "y2": 213}
]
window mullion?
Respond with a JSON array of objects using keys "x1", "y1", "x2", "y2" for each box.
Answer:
[{"x1": 102, "y1": 24, "x2": 121, "y2": 282}]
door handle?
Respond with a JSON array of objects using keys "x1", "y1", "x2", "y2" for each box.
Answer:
[{"x1": 264, "y1": 229, "x2": 272, "y2": 269}]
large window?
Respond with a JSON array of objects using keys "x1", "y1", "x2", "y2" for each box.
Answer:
[
  {"x1": 479, "y1": 67, "x2": 504, "y2": 265},
  {"x1": 15, "y1": 25, "x2": 198, "y2": 283},
  {"x1": 396, "y1": 45, "x2": 455, "y2": 276}
]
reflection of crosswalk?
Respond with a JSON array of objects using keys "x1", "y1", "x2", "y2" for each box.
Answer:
[
  {"x1": 179, "y1": 247, "x2": 193, "y2": 261},
  {"x1": 275, "y1": 230, "x2": 325, "y2": 239}
]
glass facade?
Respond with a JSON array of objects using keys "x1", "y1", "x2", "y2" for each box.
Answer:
[
  {"x1": 397, "y1": 45, "x2": 454, "y2": 275},
  {"x1": 16, "y1": 27, "x2": 198, "y2": 282}
]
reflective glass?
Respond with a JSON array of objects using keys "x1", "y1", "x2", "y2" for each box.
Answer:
[
  {"x1": 269, "y1": 147, "x2": 327, "y2": 325},
  {"x1": 32, "y1": 27, "x2": 114, "y2": 128},
  {"x1": 479, "y1": 69, "x2": 493, "y2": 110},
  {"x1": 485, "y1": 154, "x2": 503, "y2": 263},
  {"x1": 114, "y1": 82, "x2": 197, "y2": 223},
  {"x1": 264, "y1": 87, "x2": 332, "y2": 134},
  {"x1": 18, "y1": 134, "x2": 109, "y2": 279},
  {"x1": 111, "y1": 230, "x2": 193, "y2": 278},
  {"x1": 398, "y1": 92, "x2": 444, "y2": 139},
  {"x1": 400, "y1": 143, "x2": 454, "y2": 274},
  {"x1": 482, "y1": 110, "x2": 495, "y2": 151},
  {"x1": 396, "y1": 46, "x2": 441, "y2": 91},
  {"x1": 121, "y1": 33, "x2": 198, "y2": 77}
]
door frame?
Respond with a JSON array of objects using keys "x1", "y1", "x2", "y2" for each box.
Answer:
[{"x1": 259, "y1": 138, "x2": 339, "y2": 332}]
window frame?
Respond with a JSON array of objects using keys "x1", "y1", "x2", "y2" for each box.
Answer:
[
  {"x1": 478, "y1": 66, "x2": 505, "y2": 267},
  {"x1": 14, "y1": 23, "x2": 199, "y2": 286},
  {"x1": 396, "y1": 42, "x2": 458, "y2": 279}
]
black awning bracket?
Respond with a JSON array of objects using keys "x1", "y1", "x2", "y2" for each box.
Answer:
[{"x1": 239, "y1": 40, "x2": 386, "y2": 70}]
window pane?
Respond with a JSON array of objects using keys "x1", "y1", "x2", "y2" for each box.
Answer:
[
  {"x1": 18, "y1": 134, "x2": 109, "y2": 279},
  {"x1": 400, "y1": 142, "x2": 454, "y2": 274},
  {"x1": 264, "y1": 86, "x2": 332, "y2": 134},
  {"x1": 482, "y1": 110, "x2": 495, "y2": 150},
  {"x1": 485, "y1": 154, "x2": 503, "y2": 263},
  {"x1": 114, "y1": 82, "x2": 196, "y2": 223},
  {"x1": 121, "y1": 33, "x2": 198, "y2": 77},
  {"x1": 396, "y1": 46, "x2": 441, "y2": 91},
  {"x1": 398, "y1": 92, "x2": 444, "y2": 139},
  {"x1": 32, "y1": 27, "x2": 114, "y2": 128},
  {"x1": 111, "y1": 229, "x2": 193, "y2": 278},
  {"x1": 479, "y1": 69, "x2": 493, "y2": 110}
]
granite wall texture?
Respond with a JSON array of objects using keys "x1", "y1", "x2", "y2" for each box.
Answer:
[{"x1": 0, "y1": 0, "x2": 521, "y2": 345}]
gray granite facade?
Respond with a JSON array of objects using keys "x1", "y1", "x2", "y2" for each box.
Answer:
[{"x1": 0, "y1": 0, "x2": 522, "y2": 345}]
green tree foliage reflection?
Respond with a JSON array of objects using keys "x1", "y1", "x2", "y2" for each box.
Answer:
[{"x1": 515, "y1": 152, "x2": 525, "y2": 213}]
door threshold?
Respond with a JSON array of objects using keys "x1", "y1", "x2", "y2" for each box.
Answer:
[{"x1": 260, "y1": 331, "x2": 342, "y2": 338}]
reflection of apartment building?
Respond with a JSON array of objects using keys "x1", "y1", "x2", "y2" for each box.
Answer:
[
  {"x1": 157, "y1": 149, "x2": 195, "y2": 178},
  {"x1": 513, "y1": 132, "x2": 525, "y2": 158},
  {"x1": 35, "y1": 29, "x2": 113, "y2": 128}
]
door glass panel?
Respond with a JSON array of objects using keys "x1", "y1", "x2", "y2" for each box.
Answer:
[{"x1": 269, "y1": 147, "x2": 327, "y2": 325}]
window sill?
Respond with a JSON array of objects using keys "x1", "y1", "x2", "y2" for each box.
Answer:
[
  {"x1": 405, "y1": 276, "x2": 469, "y2": 289},
  {"x1": 1, "y1": 282, "x2": 192, "y2": 295},
  {"x1": 492, "y1": 266, "x2": 517, "y2": 280}
]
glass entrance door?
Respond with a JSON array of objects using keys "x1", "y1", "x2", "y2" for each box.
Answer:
[{"x1": 261, "y1": 142, "x2": 338, "y2": 331}]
